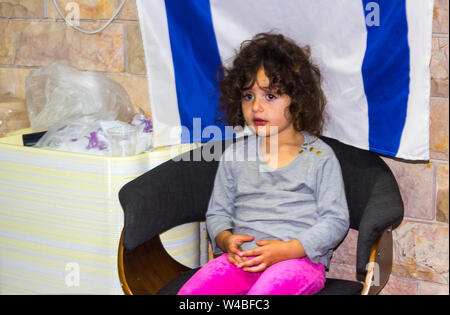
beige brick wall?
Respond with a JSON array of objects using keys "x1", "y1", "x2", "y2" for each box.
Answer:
[
  {"x1": 0, "y1": 0, "x2": 448, "y2": 295},
  {"x1": 328, "y1": 0, "x2": 449, "y2": 295},
  {"x1": 0, "y1": 0, "x2": 150, "y2": 137}
]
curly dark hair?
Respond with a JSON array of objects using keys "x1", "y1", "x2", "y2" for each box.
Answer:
[{"x1": 217, "y1": 33, "x2": 327, "y2": 136}]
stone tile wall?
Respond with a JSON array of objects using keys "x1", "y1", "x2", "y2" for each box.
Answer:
[
  {"x1": 0, "y1": 0, "x2": 149, "y2": 137},
  {"x1": 328, "y1": 0, "x2": 449, "y2": 295},
  {"x1": 0, "y1": 0, "x2": 448, "y2": 295}
]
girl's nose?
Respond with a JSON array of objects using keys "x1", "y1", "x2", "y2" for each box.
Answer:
[{"x1": 252, "y1": 96, "x2": 263, "y2": 112}]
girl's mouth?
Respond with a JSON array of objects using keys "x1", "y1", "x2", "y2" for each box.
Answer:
[{"x1": 253, "y1": 119, "x2": 267, "y2": 126}]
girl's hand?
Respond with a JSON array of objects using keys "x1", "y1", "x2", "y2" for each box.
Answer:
[
  {"x1": 238, "y1": 239, "x2": 305, "y2": 273},
  {"x1": 227, "y1": 252, "x2": 248, "y2": 267},
  {"x1": 216, "y1": 233, "x2": 253, "y2": 268},
  {"x1": 223, "y1": 234, "x2": 255, "y2": 256}
]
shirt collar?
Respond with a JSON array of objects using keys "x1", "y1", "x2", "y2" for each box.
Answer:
[
  {"x1": 300, "y1": 130, "x2": 319, "y2": 149},
  {"x1": 251, "y1": 129, "x2": 318, "y2": 148}
]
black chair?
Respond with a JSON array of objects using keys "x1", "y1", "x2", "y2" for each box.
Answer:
[{"x1": 117, "y1": 136, "x2": 404, "y2": 295}]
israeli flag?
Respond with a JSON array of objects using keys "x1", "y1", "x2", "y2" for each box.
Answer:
[{"x1": 136, "y1": 0, "x2": 434, "y2": 160}]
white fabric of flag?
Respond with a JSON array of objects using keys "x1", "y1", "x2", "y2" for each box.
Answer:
[{"x1": 136, "y1": 0, "x2": 434, "y2": 160}]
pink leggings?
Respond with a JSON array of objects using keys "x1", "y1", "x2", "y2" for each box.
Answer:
[{"x1": 177, "y1": 253, "x2": 325, "y2": 295}]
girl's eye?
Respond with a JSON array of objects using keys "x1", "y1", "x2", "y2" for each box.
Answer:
[
  {"x1": 242, "y1": 93, "x2": 254, "y2": 101},
  {"x1": 265, "y1": 94, "x2": 277, "y2": 101}
]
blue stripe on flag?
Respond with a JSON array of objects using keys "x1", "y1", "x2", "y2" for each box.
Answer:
[
  {"x1": 361, "y1": 0, "x2": 410, "y2": 156},
  {"x1": 165, "y1": 0, "x2": 228, "y2": 143}
]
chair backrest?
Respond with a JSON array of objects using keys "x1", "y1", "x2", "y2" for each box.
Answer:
[
  {"x1": 119, "y1": 136, "x2": 403, "y2": 258},
  {"x1": 119, "y1": 140, "x2": 227, "y2": 252},
  {"x1": 319, "y1": 136, "x2": 403, "y2": 230},
  {"x1": 319, "y1": 136, "x2": 403, "y2": 277}
]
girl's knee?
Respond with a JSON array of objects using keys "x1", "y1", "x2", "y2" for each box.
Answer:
[
  {"x1": 177, "y1": 253, "x2": 259, "y2": 295},
  {"x1": 247, "y1": 258, "x2": 325, "y2": 295}
]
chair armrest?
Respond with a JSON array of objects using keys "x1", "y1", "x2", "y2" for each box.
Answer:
[
  {"x1": 119, "y1": 145, "x2": 221, "y2": 252},
  {"x1": 360, "y1": 227, "x2": 393, "y2": 295},
  {"x1": 355, "y1": 171, "x2": 403, "y2": 278}
]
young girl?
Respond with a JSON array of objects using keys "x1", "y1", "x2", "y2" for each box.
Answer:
[{"x1": 177, "y1": 33, "x2": 349, "y2": 295}]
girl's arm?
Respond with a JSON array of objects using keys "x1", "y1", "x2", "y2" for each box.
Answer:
[
  {"x1": 205, "y1": 148, "x2": 237, "y2": 255},
  {"x1": 295, "y1": 152, "x2": 350, "y2": 264},
  {"x1": 215, "y1": 230, "x2": 233, "y2": 252}
]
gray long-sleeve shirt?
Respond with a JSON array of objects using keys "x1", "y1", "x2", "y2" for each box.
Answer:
[{"x1": 206, "y1": 131, "x2": 350, "y2": 268}]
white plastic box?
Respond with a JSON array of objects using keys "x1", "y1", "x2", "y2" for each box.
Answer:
[{"x1": 0, "y1": 128, "x2": 206, "y2": 294}]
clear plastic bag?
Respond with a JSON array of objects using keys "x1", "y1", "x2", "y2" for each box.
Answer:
[
  {"x1": 34, "y1": 115, "x2": 153, "y2": 156},
  {"x1": 132, "y1": 114, "x2": 153, "y2": 153},
  {"x1": 26, "y1": 62, "x2": 135, "y2": 131},
  {"x1": 35, "y1": 116, "x2": 110, "y2": 155}
]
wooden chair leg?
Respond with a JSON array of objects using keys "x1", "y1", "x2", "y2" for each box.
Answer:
[{"x1": 118, "y1": 229, "x2": 191, "y2": 295}]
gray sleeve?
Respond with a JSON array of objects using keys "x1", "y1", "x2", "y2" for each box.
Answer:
[
  {"x1": 205, "y1": 151, "x2": 236, "y2": 255},
  {"x1": 296, "y1": 153, "x2": 350, "y2": 264}
]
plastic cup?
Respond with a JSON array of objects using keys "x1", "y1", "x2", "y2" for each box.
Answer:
[{"x1": 106, "y1": 125, "x2": 138, "y2": 157}]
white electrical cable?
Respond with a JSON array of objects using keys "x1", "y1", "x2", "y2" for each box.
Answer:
[{"x1": 52, "y1": 0, "x2": 127, "y2": 35}]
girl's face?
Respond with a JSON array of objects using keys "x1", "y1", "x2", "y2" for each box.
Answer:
[{"x1": 241, "y1": 68, "x2": 294, "y2": 138}]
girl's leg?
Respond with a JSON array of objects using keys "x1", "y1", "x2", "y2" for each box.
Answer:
[
  {"x1": 247, "y1": 257, "x2": 326, "y2": 295},
  {"x1": 177, "y1": 253, "x2": 260, "y2": 295}
]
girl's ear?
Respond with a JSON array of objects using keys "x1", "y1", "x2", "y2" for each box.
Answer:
[
  {"x1": 288, "y1": 102, "x2": 305, "y2": 131},
  {"x1": 283, "y1": 101, "x2": 294, "y2": 120}
]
